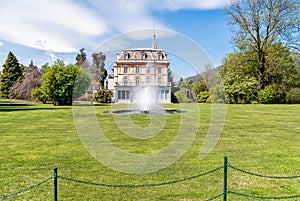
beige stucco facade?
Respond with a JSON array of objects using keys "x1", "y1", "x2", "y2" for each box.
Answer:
[{"x1": 108, "y1": 47, "x2": 171, "y2": 103}]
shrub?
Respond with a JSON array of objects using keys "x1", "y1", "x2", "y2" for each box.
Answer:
[
  {"x1": 286, "y1": 88, "x2": 300, "y2": 103},
  {"x1": 197, "y1": 91, "x2": 210, "y2": 103},
  {"x1": 95, "y1": 89, "x2": 113, "y2": 103},
  {"x1": 258, "y1": 84, "x2": 286, "y2": 104},
  {"x1": 206, "y1": 97, "x2": 212, "y2": 103},
  {"x1": 258, "y1": 86, "x2": 275, "y2": 104},
  {"x1": 174, "y1": 89, "x2": 193, "y2": 103},
  {"x1": 31, "y1": 87, "x2": 49, "y2": 104}
]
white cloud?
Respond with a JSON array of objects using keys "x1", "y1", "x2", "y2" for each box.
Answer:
[
  {"x1": 0, "y1": 0, "x2": 107, "y2": 52},
  {"x1": 0, "y1": 0, "x2": 230, "y2": 53},
  {"x1": 0, "y1": 41, "x2": 3, "y2": 46},
  {"x1": 89, "y1": 0, "x2": 230, "y2": 35}
]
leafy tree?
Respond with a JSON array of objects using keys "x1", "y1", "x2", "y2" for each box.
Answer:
[
  {"x1": 264, "y1": 43, "x2": 300, "y2": 89},
  {"x1": 11, "y1": 61, "x2": 43, "y2": 100},
  {"x1": 197, "y1": 91, "x2": 210, "y2": 103},
  {"x1": 286, "y1": 88, "x2": 300, "y2": 103},
  {"x1": 174, "y1": 89, "x2": 193, "y2": 103},
  {"x1": 41, "y1": 62, "x2": 91, "y2": 105},
  {"x1": 0, "y1": 52, "x2": 23, "y2": 98},
  {"x1": 178, "y1": 77, "x2": 186, "y2": 88},
  {"x1": 178, "y1": 78, "x2": 194, "y2": 99},
  {"x1": 221, "y1": 43, "x2": 300, "y2": 103},
  {"x1": 31, "y1": 87, "x2": 49, "y2": 103},
  {"x1": 95, "y1": 89, "x2": 113, "y2": 103},
  {"x1": 192, "y1": 80, "x2": 207, "y2": 97},
  {"x1": 187, "y1": 79, "x2": 194, "y2": 89},
  {"x1": 225, "y1": 0, "x2": 299, "y2": 89},
  {"x1": 91, "y1": 52, "x2": 107, "y2": 89},
  {"x1": 258, "y1": 84, "x2": 286, "y2": 104},
  {"x1": 222, "y1": 71, "x2": 258, "y2": 104},
  {"x1": 209, "y1": 84, "x2": 226, "y2": 103}
]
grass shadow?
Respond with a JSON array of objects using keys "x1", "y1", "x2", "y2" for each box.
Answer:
[{"x1": 0, "y1": 104, "x2": 70, "y2": 112}]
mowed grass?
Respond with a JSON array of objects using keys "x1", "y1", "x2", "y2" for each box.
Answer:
[{"x1": 0, "y1": 101, "x2": 299, "y2": 200}]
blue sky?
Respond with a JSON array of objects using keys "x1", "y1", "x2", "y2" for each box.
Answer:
[{"x1": 0, "y1": 0, "x2": 233, "y2": 78}]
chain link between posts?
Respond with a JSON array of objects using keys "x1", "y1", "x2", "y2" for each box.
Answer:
[
  {"x1": 0, "y1": 177, "x2": 52, "y2": 199},
  {"x1": 228, "y1": 164, "x2": 300, "y2": 179},
  {"x1": 58, "y1": 166, "x2": 223, "y2": 188}
]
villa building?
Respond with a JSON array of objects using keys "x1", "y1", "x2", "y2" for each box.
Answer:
[{"x1": 108, "y1": 34, "x2": 171, "y2": 103}]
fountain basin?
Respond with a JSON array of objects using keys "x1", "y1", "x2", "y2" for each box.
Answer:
[{"x1": 105, "y1": 109, "x2": 185, "y2": 115}]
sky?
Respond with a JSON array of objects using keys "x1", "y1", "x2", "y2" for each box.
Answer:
[{"x1": 0, "y1": 0, "x2": 234, "y2": 78}]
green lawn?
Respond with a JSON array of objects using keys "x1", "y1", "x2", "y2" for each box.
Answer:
[{"x1": 0, "y1": 101, "x2": 299, "y2": 200}]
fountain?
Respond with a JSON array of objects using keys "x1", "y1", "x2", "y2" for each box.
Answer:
[
  {"x1": 132, "y1": 85, "x2": 157, "y2": 114},
  {"x1": 107, "y1": 85, "x2": 184, "y2": 115}
]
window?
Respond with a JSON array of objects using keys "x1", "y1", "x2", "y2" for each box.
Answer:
[
  {"x1": 136, "y1": 66, "x2": 140, "y2": 74},
  {"x1": 124, "y1": 77, "x2": 128, "y2": 86},
  {"x1": 141, "y1": 53, "x2": 146, "y2": 60},
  {"x1": 124, "y1": 53, "x2": 129, "y2": 60},
  {"x1": 118, "y1": 90, "x2": 130, "y2": 100},
  {"x1": 124, "y1": 66, "x2": 128, "y2": 74},
  {"x1": 146, "y1": 66, "x2": 151, "y2": 73},
  {"x1": 146, "y1": 77, "x2": 151, "y2": 85},
  {"x1": 158, "y1": 78, "x2": 162, "y2": 86},
  {"x1": 159, "y1": 90, "x2": 169, "y2": 100},
  {"x1": 158, "y1": 54, "x2": 162, "y2": 60},
  {"x1": 136, "y1": 78, "x2": 140, "y2": 86},
  {"x1": 158, "y1": 67, "x2": 162, "y2": 74}
]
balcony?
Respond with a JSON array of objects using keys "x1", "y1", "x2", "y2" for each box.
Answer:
[{"x1": 115, "y1": 81, "x2": 171, "y2": 87}]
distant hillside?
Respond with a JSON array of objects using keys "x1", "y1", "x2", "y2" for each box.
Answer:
[{"x1": 183, "y1": 65, "x2": 222, "y2": 82}]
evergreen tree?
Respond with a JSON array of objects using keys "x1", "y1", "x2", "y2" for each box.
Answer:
[
  {"x1": 76, "y1": 48, "x2": 89, "y2": 68},
  {"x1": 0, "y1": 52, "x2": 23, "y2": 98}
]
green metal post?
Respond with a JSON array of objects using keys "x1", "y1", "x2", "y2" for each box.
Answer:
[
  {"x1": 223, "y1": 157, "x2": 228, "y2": 201},
  {"x1": 54, "y1": 167, "x2": 58, "y2": 201}
]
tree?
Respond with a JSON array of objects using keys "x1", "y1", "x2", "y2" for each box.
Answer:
[
  {"x1": 264, "y1": 43, "x2": 300, "y2": 89},
  {"x1": 225, "y1": 0, "x2": 299, "y2": 90},
  {"x1": 174, "y1": 89, "x2": 193, "y2": 103},
  {"x1": 0, "y1": 52, "x2": 23, "y2": 98},
  {"x1": 76, "y1": 48, "x2": 89, "y2": 68},
  {"x1": 197, "y1": 91, "x2": 210, "y2": 103},
  {"x1": 286, "y1": 88, "x2": 300, "y2": 103},
  {"x1": 189, "y1": 63, "x2": 223, "y2": 103},
  {"x1": 11, "y1": 61, "x2": 43, "y2": 100},
  {"x1": 31, "y1": 87, "x2": 49, "y2": 103},
  {"x1": 178, "y1": 77, "x2": 186, "y2": 88},
  {"x1": 223, "y1": 72, "x2": 258, "y2": 103},
  {"x1": 258, "y1": 84, "x2": 286, "y2": 104},
  {"x1": 192, "y1": 80, "x2": 207, "y2": 97},
  {"x1": 91, "y1": 52, "x2": 107, "y2": 89},
  {"x1": 41, "y1": 62, "x2": 91, "y2": 105},
  {"x1": 220, "y1": 43, "x2": 300, "y2": 103}
]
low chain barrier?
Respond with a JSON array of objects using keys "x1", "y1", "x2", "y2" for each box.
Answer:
[
  {"x1": 228, "y1": 164, "x2": 300, "y2": 179},
  {"x1": 58, "y1": 166, "x2": 223, "y2": 188},
  {"x1": 0, "y1": 177, "x2": 52, "y2": 199},
  {"x1": 226, "y1": 163, "x2": 300, "y2": 200},
  {"x1": 1, "y1": 157, "x2": 299, "y2": 200},
  {"x1": 205, "y1": 193, "x2": 224, "y2": 201}
]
